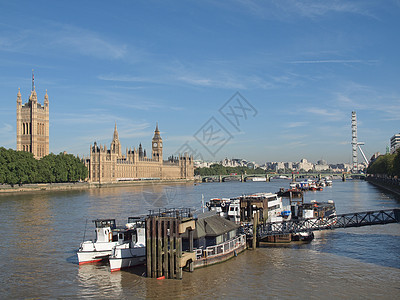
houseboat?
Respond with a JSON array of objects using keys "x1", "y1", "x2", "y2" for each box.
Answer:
[{"x1": 182, "y1": 212, "x2": 246, "y2": 269}]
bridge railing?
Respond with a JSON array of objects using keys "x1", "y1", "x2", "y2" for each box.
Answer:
[{"x1": 253, "y1": 209, "x2": 399, "y2": 238}]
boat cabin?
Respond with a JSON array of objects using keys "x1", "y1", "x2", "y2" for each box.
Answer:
[
  {"x1": 92, "y1": 219, "x2": 117, "y2": 243},
  {"x1": 123, "y1": 217, "x2": 146, "y2": 246},
  {"x1": 182, "y1": 212, "x2": 240, "y2": 250},
  {"x1": 291, "y1": 200, "x2": 336, "y2": 219},
  {"x1": 206, "y1": 198, "x2": 241, "y2": 224},
  {"x1": 92, "y1": 217, "x2": 145, "y2": 244},
  {"x1": 239, "y1": 193, "x2": 282, "y2": 223}
]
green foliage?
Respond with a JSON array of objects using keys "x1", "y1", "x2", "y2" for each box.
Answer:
[
  {"x1": 0, "y1": 147, "x2": 88, "y2": 184},
  {"x1": 194, "y1": 164, "x2": 266, "y2": 176},
  {"x1": 392, "y1": 149, "x2": 400, "y2": 177},
  {"x1": 367, "y1": 150, "x2": 400, "y2": 177}
]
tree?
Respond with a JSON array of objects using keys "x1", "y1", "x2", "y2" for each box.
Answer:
[
  {"x1": 367, "y1": 153, "x2": 395, "y2": 176},
  {"x1": 0, "y1": 148, "x2": 88, "y2": 184},
  {"x1": 392, "y1": 149, "x2": 400, "y2": 177}
]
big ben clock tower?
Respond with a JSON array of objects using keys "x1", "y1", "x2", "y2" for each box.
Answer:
[{"x1": 152, "y1": 123, "x2": 163, "y2": 161}]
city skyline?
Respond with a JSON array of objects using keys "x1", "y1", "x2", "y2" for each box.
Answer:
[{"x1": 1, "y1": 1, "x2": 399, "y2": 164}]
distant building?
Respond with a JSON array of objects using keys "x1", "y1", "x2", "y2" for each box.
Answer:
[
  {"x1": 284, "y1": 162, "x2": 293, "y2": 170},
  {"x1": 390, "y1": 133, "x2": 400, "y2": 154},
  {"x1": 314, "y1": 160, "x2": 330, "y2": 172},
  {"x1": 221, "y1": 158, "x2": 249, "y2": 168},
  {"x1": 295, "y1": 158, "x2": 314, "y2": 172},
  {"x1": 16, "y1": 76, "x2": 49, "y2": 159},
  {"x1": 194, "y1": 161, "x2": 216, "y2": 168},
  {"x1": 86, "y1": 124, "x2": 194, "y2": 183},
  {"x1": 370, "y1": 152, "x2": 381, "y2": 163},
  {"x1": 330, "y1": 163, "x2": 352, "y2": 173}
]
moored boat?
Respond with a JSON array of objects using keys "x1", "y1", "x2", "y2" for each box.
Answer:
[
  {"x1": 277, "y1": 187, "x2": 303, "y2": 197},
  {"x1": 77, "y1": 219, "x2": 120, "y2": 265},
  {"x1": 182, "y1": 212, "x2": 246, "y2": 269},
  {"x1": 77, "y1": 218, "x2": 140, "y2": 265},
  {"x1": 109, "y1": 217, "x2": 146, "y2": 272}
]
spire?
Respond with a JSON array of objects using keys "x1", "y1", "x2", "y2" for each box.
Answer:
[
  {"x1": 44, "y1": 89, "x2": 49, "y2": 103},
  {"x1": 153, "y1": 122, "x2": 161, "y2": 140},
  {"x1": 32, "y1": 69, "x2": 35, "y2": 92},
  {"x1": 17, "y1": 88, "x2": 22, "y2": 103},
  {"x1": 139, "y1": 143, "x2": 143, "y2": 158},
  {"x1": 113, "y1": 122, "x2": 119, "y2": 141}
]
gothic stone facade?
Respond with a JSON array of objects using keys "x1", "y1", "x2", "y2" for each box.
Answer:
[
  {"x1": 87, "y1": 124, "x2": 194, "y2": 183},
  {"x1": 16, "y1": 87, "x2": 49, "y2": 159}
]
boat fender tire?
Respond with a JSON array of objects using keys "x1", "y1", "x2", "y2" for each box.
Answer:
[
  {"x1": 221, "y1": 202, "x2": 226, "y2": 208},
  {"x1": 206, "y1": 202, "x2": 210, "y2": 208}
]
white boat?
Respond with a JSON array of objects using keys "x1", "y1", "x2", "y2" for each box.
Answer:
[
  {"x1": 206, "y1": 197, "x2": 241, "y2": 224},
  {"x1": 77, "y1": 218, "x2": 138, "y2": 265},
  {"x1": 109, "y1": 218, "x2": 146, "y2": 272},
  {"x1": 77, "y1": 219, "x2": 120, "y2": 265},
  {"x1": 248, "y1": 177, "x2": 267, "y2": 182}
]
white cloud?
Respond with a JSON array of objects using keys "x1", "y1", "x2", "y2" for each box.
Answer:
[
  {"x1": 0, "y1": 24, "x2": 128, "y2": 60},
  {"x1": 51, "y1": 25, "x2": 127, "y2": 59},
  {"x1": 289, "y1": 59, "x2": 379, "y2": 64},
  {"x1": 305, "y1": 108, "x2": 343, "y2": 119},
  {"x1": 229, "y1": 0, "x2": 378, "y2": 20},
  {"x1": 284, "y1": 122, "x2": 308, "y2": 128}
]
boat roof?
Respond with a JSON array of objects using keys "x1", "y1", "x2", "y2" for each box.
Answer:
[{"x1": 182, "y1": 213, "x2": 239, "y2": 239}]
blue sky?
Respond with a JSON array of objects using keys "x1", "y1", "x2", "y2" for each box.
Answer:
[{"x1": 1, "y1": 0, "x2": 399, "y2": 164}]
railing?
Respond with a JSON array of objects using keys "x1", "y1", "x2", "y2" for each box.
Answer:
[
  {"x1": 254, "y1": 209, "x2": 400, "y2": 238},
  {"x1": 195, "y1": 234, "x2": 246, "y2": 259},
  {"x1": 147, "y1": 208, "x2": 192, "y2": 219}
]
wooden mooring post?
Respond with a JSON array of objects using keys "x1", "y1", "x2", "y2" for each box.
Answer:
[
  {"x1": 252, "y1": 210, "x2": 259, "y2": 250},
  {"x1": 146, "y1": 209, "x2": 195, "y2": 279}
]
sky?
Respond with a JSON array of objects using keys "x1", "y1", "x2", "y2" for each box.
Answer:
[{"x1": 0, "y1": 0, "x2": 399, "y2": 164}]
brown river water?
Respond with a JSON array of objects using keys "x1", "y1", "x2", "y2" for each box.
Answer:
[{"x1": 1, "y1": 180, "x2": 399, "y2": 299}]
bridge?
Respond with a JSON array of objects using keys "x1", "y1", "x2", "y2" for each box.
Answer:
[
  {"x1": 241, "y1": 209, "x2": 400, "y2": 239},
  {"x1": 200, "y1": 173, "x2": 363, "y2": 182}
]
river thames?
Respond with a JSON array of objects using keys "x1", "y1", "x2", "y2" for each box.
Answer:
[{"x1": 1, "y1": 179, "x2": 399, "y2": 299}]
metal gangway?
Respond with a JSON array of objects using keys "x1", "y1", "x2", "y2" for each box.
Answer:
[{"x1": 254, "y1": 209, "x2": 400, "y2": 238}]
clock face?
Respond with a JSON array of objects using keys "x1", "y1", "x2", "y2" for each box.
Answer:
[{"x1": 153, "y1": 142, "x2": 158, "y2": 147}]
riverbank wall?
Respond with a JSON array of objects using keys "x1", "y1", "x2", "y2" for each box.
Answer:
[
  {"x1": 0, "y1": 179, "x2": 194, "y2": 194},
  {"x1": 366, "y1": 176, "x2": 400, "y2": 197}
]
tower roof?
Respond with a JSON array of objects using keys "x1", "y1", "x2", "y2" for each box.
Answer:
[
  {"x1": 113, "y1": 122, "x2": 119, "y2": 141},
  {"x1": 44, "y1": 89, "x2": 49, "y2": 102},
  {"x1": 17, "y1": 88, "x2": 22, "y2": 103},
  {"x1": 29, "y1": 89, "x2": 37, "y2": 102},
  {"x1": 153, "y1": 123, "x2": 162, "y2": 140}
]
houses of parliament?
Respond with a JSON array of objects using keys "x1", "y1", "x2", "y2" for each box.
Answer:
[
  {"x1": 16, "y1": 75, "x2": 194, "y2": 183},
  {"x1": 86, "y1": 123, "x2": 194, "y2": 183}
]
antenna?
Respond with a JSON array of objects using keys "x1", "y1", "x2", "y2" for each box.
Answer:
[{"x1": 32, "y1": 69, "x2": 34, "y2": 91}]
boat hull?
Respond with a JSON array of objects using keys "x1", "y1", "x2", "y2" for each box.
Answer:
[
  {"x1": 109, "y1": 245, "x2": 146, "y2": 272},
  {"x1": 194, "y1": 243, "x2": 246, "y2": 269},
  {"x1": 77, "y1": 241, "x2": 119, "y2": 264},
  {"x1": 109, "y1": 255, "x2": 146, "y2": 272},
  {"x1": 77, "y1": 250, "x2": 112, "y2": 265}
]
